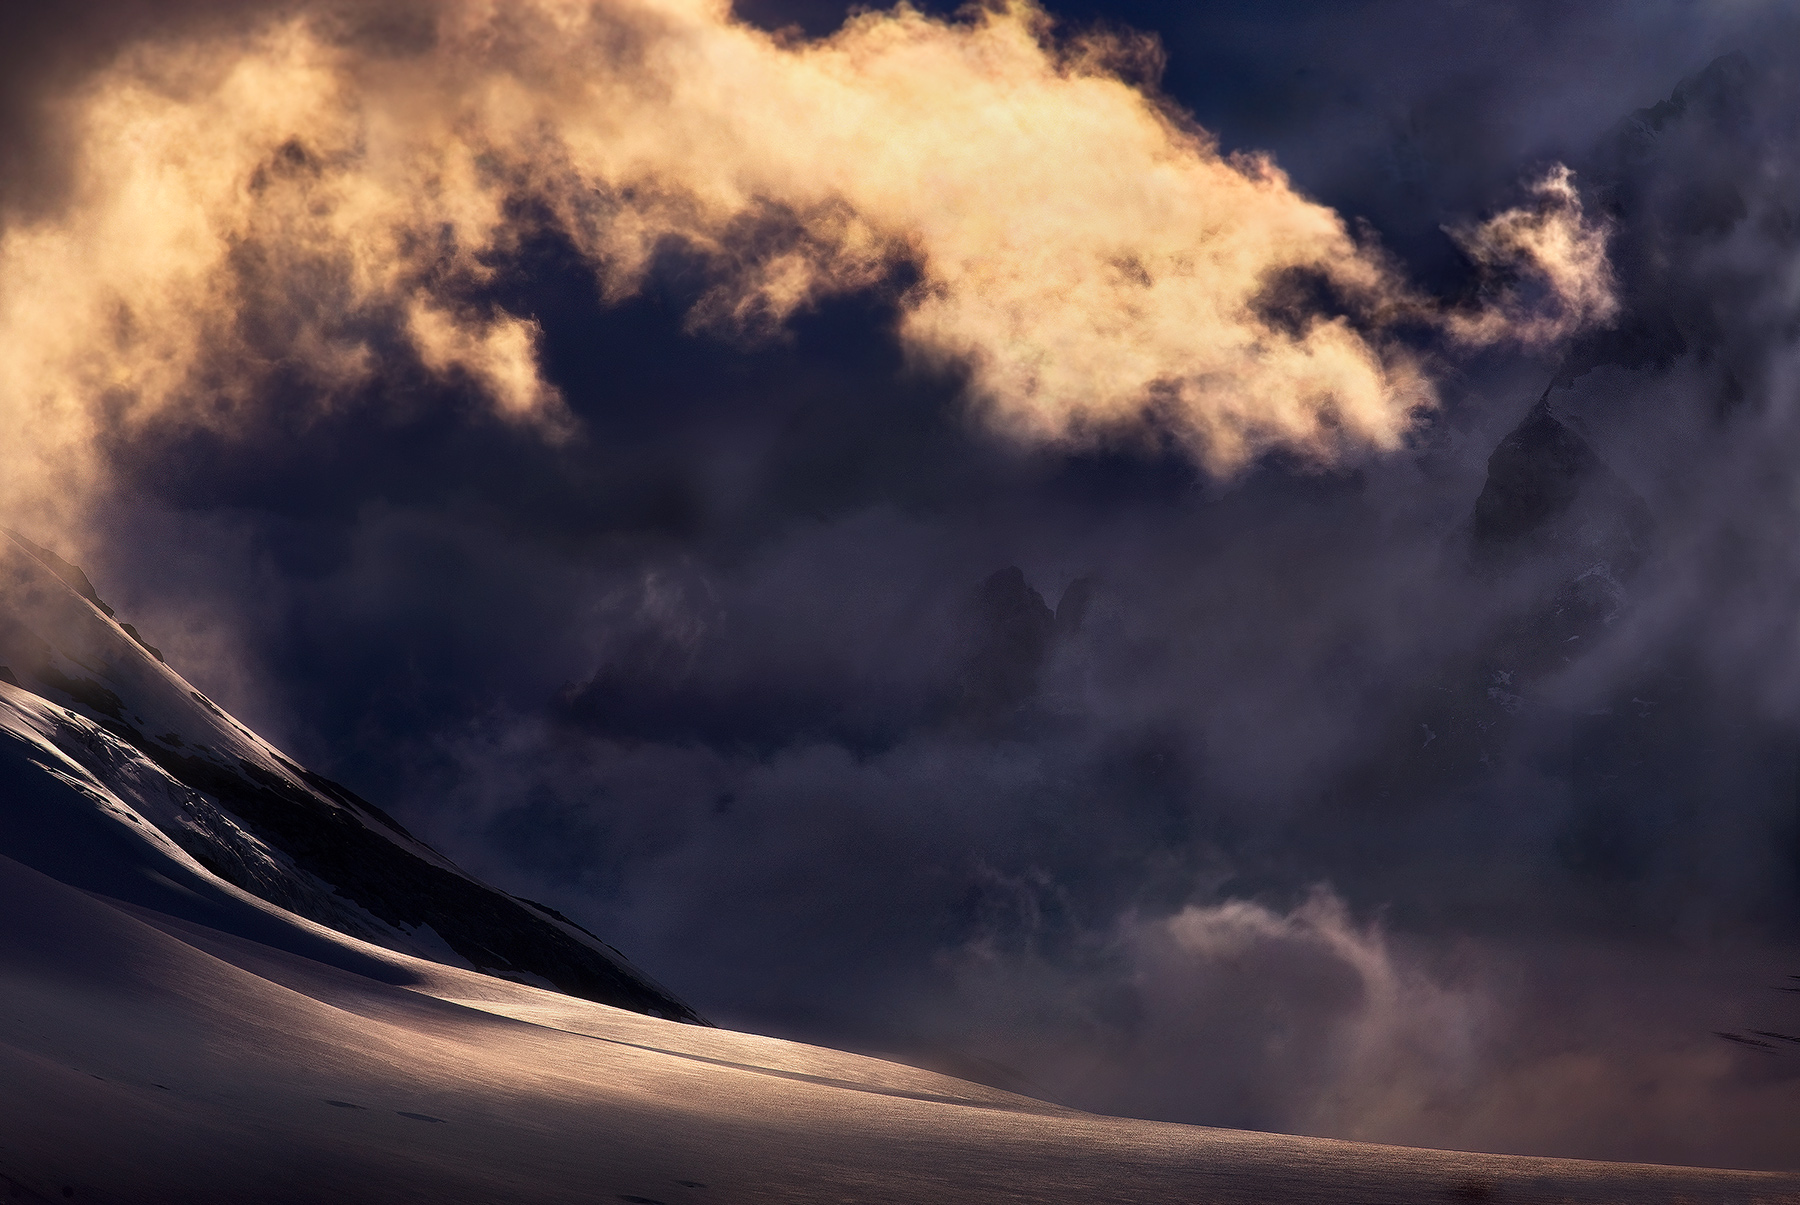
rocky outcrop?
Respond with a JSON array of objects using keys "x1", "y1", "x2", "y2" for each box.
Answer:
[
  {"x1": 1470, "y1": 400, "x2": 1651, "y2": 573},
  {"x1": 950, "y1": 568, "x2": 1095, "y2": 732},
  {"x1": 1338, "y1": 398, "x2": 1658, "y2": 815}
]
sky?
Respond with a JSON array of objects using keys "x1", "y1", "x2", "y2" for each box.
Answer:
[{"x1": 5, "y1": 0, "x2": 1800, "y2": 1170}]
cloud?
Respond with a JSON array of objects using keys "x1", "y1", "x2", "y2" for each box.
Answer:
[
  {"x1": 930, "y1": 888, "x2": 1489, "y2": 1136},
  {"x1": 922, "y1": 887, "x2": 1800, "y2": 1167},
  {"x1": 406, "y1": 301, "x2": 568, "y2": 430},
  {"x1": 0, "y1": 0, "x2": 1618, "y2": 554},
  {"x1": 28, "y1": 0, "x2": 1800, "y2": 1170},
  {"x1": 1445, "y1": 165, "x2": 1618, "y2": 348}
]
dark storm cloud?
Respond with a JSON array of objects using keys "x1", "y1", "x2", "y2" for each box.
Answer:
[{"x1": 14, "y1": 0, "x2": 1800, "y2": 1170}]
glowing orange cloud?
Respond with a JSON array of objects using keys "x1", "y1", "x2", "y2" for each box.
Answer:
[
  {"x1": 0, "y1": 0, "x2": 1613, "y2": 544},
  {"x1": 1444, "y1": 165, "x2": 1618, "y2": 348}
]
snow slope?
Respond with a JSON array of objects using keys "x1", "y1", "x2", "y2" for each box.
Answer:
[
  {"x1": 4, "y1": 870, "x2": 1799, "y2": 1202},
  {"x1": 2, "y1": 639, "x2": 1798, "y2": 1200},
  {"x1": 0, "y1": 530, "x2": 700, "y2": 1020}
]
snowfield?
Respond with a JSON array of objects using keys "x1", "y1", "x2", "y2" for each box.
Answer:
[{"x1": 3, "y1": 686, "x2": 1800, "y2": 1202}]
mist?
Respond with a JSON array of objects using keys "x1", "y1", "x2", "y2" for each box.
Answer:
[{"x1": 5, "y1": 0, "x2": 1800, "y2": 1170}]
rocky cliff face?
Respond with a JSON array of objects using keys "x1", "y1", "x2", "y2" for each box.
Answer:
[
  {"x1": 1336, "y1": 398, "x2": 1659, "y2": 816},
  {"x1": 0, "y1": 529, "x2": 704, "y2": 1023}
]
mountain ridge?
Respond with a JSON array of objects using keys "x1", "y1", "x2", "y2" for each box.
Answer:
[{"x1": 0, "y1": 529, "x2": 702, "y2": 1022}]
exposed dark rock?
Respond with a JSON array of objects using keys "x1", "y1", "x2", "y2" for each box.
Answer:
[
  {"x1": 1565, "y1": 53, "x2": 1762, "y2": 395},
  {"x1": 1596, "y1": 52, "x2": 1756, "y2": 175},
  {"x1": 955, "y1": 567, "x2": 1055, "y2": 725},
  {"x1": 0, "y1": 529, "x2": 705, "y2": 1024},
  {"x1": 36, "y1": 665, "x2": 127, "y2": 721},
  {"x1": 2, "y1": 528, "x2": 115, "y2": 617},
  {"x1": 1469, "y1": 400, "x2": 1653, "y2": 578},
  {"x1": 118, "y1": 623, "x2": 164, "y2": 662},
  {"x1": 1338, "y1": 397, "x2": 1659, "y2": 819},
  {"x1": 132, "y1": 744, "x2": 700, "y2": 1016},
  {"x1": 1054, "y1": 576, "x2": 1096, "y2": 638},
  {"x1": 1470, "y1": 399, "x2": 1600, "y2": 551}
]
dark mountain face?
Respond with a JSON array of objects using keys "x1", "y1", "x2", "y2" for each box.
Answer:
[
  {"x1": 1318, "y1": 393, "x2": 1728, "y2": 914},
  {"x1": 1331, "y1": 402, "x2": 1643, "y2": 804},
  {"x1": 1470, "y1": 399, "x2": 1652, "y2": 574},
  {"x1": 1464, "y1": 400, "x2": 1655, "y2": 682},
  {"x1": 0, "y1": 530, "x2": 704, "y2": 1023}
]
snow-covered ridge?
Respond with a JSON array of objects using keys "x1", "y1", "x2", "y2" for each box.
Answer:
[{"x1": 0, "y1": 529, "x2": 701, "y2": 1021}]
